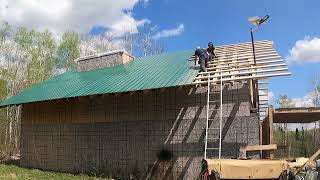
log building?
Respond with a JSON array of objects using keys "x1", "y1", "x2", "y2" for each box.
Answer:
[{"x1": 0, "y1": 40, "x2": 290, "y2": 179}]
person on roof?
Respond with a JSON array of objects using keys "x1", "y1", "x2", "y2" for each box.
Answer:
[
  {"x1": 207, "y1": 42, "x2": 217, "y2": 61},
  {"x1": 195, "y1": 47, "x2": 209, "y2": 72}
]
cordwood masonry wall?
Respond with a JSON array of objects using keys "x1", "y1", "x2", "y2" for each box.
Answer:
[{"x1": 20, "y1": 82, "x2": 259, "y2": 179}]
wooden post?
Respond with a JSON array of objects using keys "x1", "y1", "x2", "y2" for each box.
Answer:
[
  {"x1": 249, "y1": 80, "x2": 254, "y2": 109},
  {"x1": 268, "y1": 105, "x2": 274, "y2": 159},
  {"x1": 259, "y1": 121, "x2": 263, "y2": 157}
]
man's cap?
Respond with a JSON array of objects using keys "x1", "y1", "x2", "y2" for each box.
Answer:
[{"x1": 208, "y1": 42, "x2": 214, "y2": 46}]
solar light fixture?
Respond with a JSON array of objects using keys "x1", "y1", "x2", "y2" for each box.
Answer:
[{"x1": 248, "y1": 15, "x2": 270, "y2": 27}]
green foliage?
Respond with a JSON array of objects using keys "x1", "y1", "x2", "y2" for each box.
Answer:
[
  {"x1": 0, "y1": 80, "x2": 7, "y2": 99},
  {"x1": 0, "y1": 23, "x2": 73, "y2": 148},
  {"x1": 0, "y1": 164, "x2": 110, "y2": 180},
  {"x1": 57, "y1": 32, "x2": 80, "y2": 70},
  {"x1": 25, "y1": 30, "x2": 57, "y2": 85},
  {"x1": 276, "y1": 95, "x2": 295, "y2": 108},
  {"x1": 0, "y1": 21, "x2": 11, "y2": 42},
  {"x1": 273, "y1": 126, "x2": 319, "y2": 158},
  {"x1": 14, "y1": 27, "x2": 36, "y2": 50}
]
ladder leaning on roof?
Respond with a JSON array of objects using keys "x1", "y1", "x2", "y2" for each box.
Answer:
[{"x1": 204, "y1": 72, "x2": 223, "y2": 159}]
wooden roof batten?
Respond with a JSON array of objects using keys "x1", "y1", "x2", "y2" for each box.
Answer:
[{"x1": 192, "y1": 40, "x2": 291, "y2": 85}]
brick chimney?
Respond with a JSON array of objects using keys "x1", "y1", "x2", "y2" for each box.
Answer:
[{"x1": 75, "y1": 50, "x2": 134, "y2": 72}]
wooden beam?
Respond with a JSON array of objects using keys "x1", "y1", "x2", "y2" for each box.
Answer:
[
  {"x1": 203, "y1": 63, "x2": 286, "y2": 72},
  {"x1": 215, "y1": 47, "x2": 275, "y2": 54},
  {"x1": 214, "y1": 50, "x2": 276, "y2": 60},
  {"x1": 215, "y1": 44, "x2": 273, "y2": 50},
  {"x1": 214, "y1": 43, "x2": 274, "y2": 53},
  {"x1": 297, "y1": 148, "x2": 320, "y2": 174},
  {"x1": 259, "y1": 122, "x2": 263, "y2": 156},
  {"x1": 193, "y1": 72, "x2": 291, "y2": 85},
  {"x1": 255, "y1": 59, "x2": 284, "y2": 65},
  {"x1": 258, "y1": 81, "x2": 269, "y2": 84},
  {"x1": 240, "y1": 144, "x2": 277, "y2": 152},
  {"x1": 204, "y1": 63, "x2": 287, "y2": 74},
  {"x1": 199, "y1": 66, "x2": 288, "y2": 78},
  {"x1": 258, "y1": 88, "x2": 268, "y2": 91},
  {"x1": 189, "y1": 51, "x2": 276, "y2": 61},
  {"x1": 194, "y1": 68, "x2": 289, "y2": 80},
  {"x1": 239, "y1": 144, "x2": 277, "y2": 159},
  {"x1": 215, "y1": 40, "x2": 272, "y2": 47},
  {"x1": 215, "y1": 41, "x2": 273, "y2": 49},
  {"x1": 216, "y1": 40, "x2": 272, "y2": 48},
  {"x1": 215, "y1": 47, "x2": 275, "y2": 55},
  {"x1": 259, "y1": 94, "x2": 268, "y2": 96},
  {"x1": 208, "y1": 54, "x2": 281, "y2": 65},
  {"x1": 213, "y1": 52, "x2": 279, "y2": 61},
  {"x1": 269, "y1": 106, "x2": 274, "y2": 159},
  {"x1": 207, "y1": 56, "x2": 282, "y2": 67},
  {"x1": 308, "y1": 148, "x2": 320, "y2": 162}
]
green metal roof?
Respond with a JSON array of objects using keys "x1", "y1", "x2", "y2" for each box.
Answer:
[{"x1": 0, "y1": 50, "x2": 198, "y2": 107}]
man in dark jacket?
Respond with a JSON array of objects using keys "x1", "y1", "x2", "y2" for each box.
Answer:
[
  {"x1": 195, "y1": 47, "x2": 209, "y2": 72},
  {"x1": 207, "y1": 42, "x2": 217, "y2": 61}
]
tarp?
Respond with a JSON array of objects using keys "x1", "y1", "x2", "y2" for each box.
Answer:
[{"x1": 207, "y1": 159, "x2": 288, "y2": 179}]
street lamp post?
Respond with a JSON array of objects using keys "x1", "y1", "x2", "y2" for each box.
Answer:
[
  {"x1": 248, "y1": 15, "x2": 270, "y2": 111},
  {"x1": 250, "y1": 28, "x2": 257, "y2": 65},
  {"x1": 248, "y1": 15, "x2": 269, "y2": 65}
]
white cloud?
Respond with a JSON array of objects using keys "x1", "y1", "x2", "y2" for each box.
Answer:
[
  {"x1": 268, "y1": 91, "x2": 274, "y2": 101},
  {"x1": 153, "y1": 24, "x2": 184, "y2": 39},
  {"x1": 0, "y1": 0, "x2": 149, "y2": 37},
  {"x1": 286, "y1": 37, "x2": 320, "y2": 64},
  {"x1": 292, "y1": 94, "x2": 314, "y2": 107}
]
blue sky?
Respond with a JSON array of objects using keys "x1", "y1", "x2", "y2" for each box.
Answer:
[
  {"x1": 1, "y1": 0, "x2": 320, "y2": 105},
  {"x1": 131, "y1": 0, "x2": 320, "y2": 104}
]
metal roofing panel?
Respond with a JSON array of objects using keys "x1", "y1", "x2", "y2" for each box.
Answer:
[{"x1": 0, "y1": 50, "x2": 198, "y2": 107}]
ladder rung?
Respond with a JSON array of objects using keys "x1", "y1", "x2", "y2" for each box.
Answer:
[
  {"x1": 259, "y1": 94, "x2": 268, "y2": 96},
  {"x1": 206, "y1": 147, "x2": 220, "y2": 150},
  {"x1": 208, "y1": 128, "x2": 220, "y2": 130},
  {"x1": 209, "y1": 100, "x2": 221, "y2": 103},
  {"x1": 209, "y1": 91, "x2": 221, "y2": 94},
  {"x1": 208, "y1": 118, "x2": 217, "y2": 121},
  {"x1": 258, "y1": 81, "x2": 269, "y2": 84},
  {"x1": 207, "y1": 137, "x2": 220, "y2": 140},
  {"x1": 209, "y1": 109, "x2": 220, "y2": 111}
]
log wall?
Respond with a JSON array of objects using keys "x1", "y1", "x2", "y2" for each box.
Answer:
[{"x1": 20, "y1": 83, "x2": 259, "y2": 179}]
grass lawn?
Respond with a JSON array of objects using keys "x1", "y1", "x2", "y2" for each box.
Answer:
[{"x1": 0, "y1": 164, "x2": 110, "y2": 180}]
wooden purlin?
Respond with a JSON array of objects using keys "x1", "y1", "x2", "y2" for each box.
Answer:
[
  {"x1": 199, "y1": 63, "x2": 287, "y2": 75},
  {"x1": 188, "y1": 41, "x2": 274, "y2": 61},
  {"x1": 194, "y1": 68, "x2": 289, "y2": 81},
  {"x1": 192, "y1": 72, "x2": 291, "y2": 85},
  {"x1": 192, "y1": 40, "x2": 291, "y2": 85}
]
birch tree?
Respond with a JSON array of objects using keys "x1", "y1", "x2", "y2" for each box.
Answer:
[
  {"x1": 277, "y1": 95, "x2": 295, "y2": 108},
  {"x1": 0, "y1": 23, "x2": 57, "y2": 151},
  {"x1": 80, "y1": 33, "x2": 120, "y2": 56},
  {"x1": 310, "y1": 78, "x2": 320, "y2": 107},
  {"x1": 57, "y1": 32, "x2": 80, "y2": 71},
  {"x1": 137, "y1": 25, "x2": 164, "y2": 56}
]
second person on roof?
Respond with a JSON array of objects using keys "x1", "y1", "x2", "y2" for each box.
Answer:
[{"x1": 195, "y1": 47, "x2": 209, "y2": 72}]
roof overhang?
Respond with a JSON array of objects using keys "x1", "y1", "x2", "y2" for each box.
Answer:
[{"x1": 273, "y1": 107, "x2": 320, "y2": 123}]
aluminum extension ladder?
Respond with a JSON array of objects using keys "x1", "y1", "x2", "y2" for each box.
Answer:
[{"x1": 204, "y1": 72, "x2": 223, "y2": 159}]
